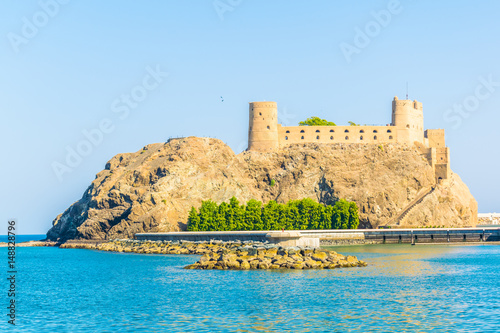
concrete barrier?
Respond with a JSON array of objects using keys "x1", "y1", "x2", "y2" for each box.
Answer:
[
  {"x1": 135, "y1": 231, "x2": 320, "y2": 248},
  {"x1": 135, "y1": 227, "x2": 500, "y2": 247}
]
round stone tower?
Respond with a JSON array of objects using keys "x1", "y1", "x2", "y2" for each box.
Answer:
[
  {"x1": 248, "y1": 101, "x2": 279, "y2": 152},
  {"x1": 391, "y1": 96, "x2": 424, "y2": 144}
]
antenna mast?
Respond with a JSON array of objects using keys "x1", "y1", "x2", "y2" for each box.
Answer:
[{"x1": 406, "y1": 82, "x2": 409, "y2": 100}]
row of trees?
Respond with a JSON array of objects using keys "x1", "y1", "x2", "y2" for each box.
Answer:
[{"x1": 187, "y1": 197, "x2": 359, "y2": 231}]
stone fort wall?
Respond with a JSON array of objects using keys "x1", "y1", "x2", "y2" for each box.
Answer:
[
  {"x1": 278, "y1": 125, "x2": 397, "y2": 146},
  {"x1": 247, "y1": 98, "x2": 450, "y2": 182}
]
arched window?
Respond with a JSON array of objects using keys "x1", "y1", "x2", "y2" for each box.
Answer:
[
  {"x1": 316, "y1": 136, "x2": 320, "y2": 139},
  {"x1": 330, "y1": 136, "x2": 333, "y2": 140},
  {"x1": 360, "y1": 130, "x2": 365, "y2": 133},
  {"x1": 374, "y1": 136, "x2": 377, "y2": 140},
  {"x1": 373, "y1": 130, "x2": 378, "y2": 133},
  {"x1": 330, "y1": 129, "x2": 334, "y2": 132},
  {"x1": 389, "y1": 136, "x2": 393, "y2": 140},
  {"x1": 286, "y1": 130, "x2": 290, "y2": 133},
  {"x1": 300, "y1": 130, "x2": 305, "y2": 133},
  {"x1": 259, "y1": 112, "x2": 262, "y2": 116},
  {"x1": 360, "y1": 136, "x2": 364, "y2": 140},
  {"x1": 344, "y1": 129, "x2": 349, "y2": 133},
  {"x1": 285, "y1": 136, "x2": 288, "y2": 140},
  {"x1": 267, "y1": 126, "x2": 270, "y2": 130},
  {"x1": 315, "y1": 130, "x2": 320, "y2": 133},
  {"x1": 301, "y1": 136, "x2": 304, "y2": 140},
  {"x1": 387, "y1": 129, "x2": 392, "y2": 133},
  {"x1": 345, "y1": 136, "x2": 349, "y2": 140}
]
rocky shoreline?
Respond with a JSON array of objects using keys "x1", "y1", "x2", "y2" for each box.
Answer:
[
  {"x1": 0, "y1": 241, "x2": 58, "y2": 247},
  {"x1": 59, "y1": 239, "x2": 367, "y2": 270}
]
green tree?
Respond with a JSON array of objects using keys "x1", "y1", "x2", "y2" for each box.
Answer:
[
  {"x1": 286, "y1": 200, "x2": 301, "y2": 230},
  {"x1": 348, "y1": 202, "x2": 360, "y2": 229},
  {"x1": 348, "y1": 121, "x2": 359, "y2": 126},
  {"x1": 227, "y1": 197, "x2": 239, "y2": 231},
  {"x1": 320, "y1": 205, "x2": 334, "y2": 230},
  {"x1": 309, "y1": 202, "x2": 324, "y2": 230},
  {"x1": 296, "y1": 198, "x2": 316, "y2": 230},
  {"x1": 244, "y1": 199, "x2": 263, "y2": 230},
  {"x1": 198, "y1": 200, "x2": 218, "y2": 231},
  {"x1": 299, "y1": 116, "x2": 336, "y2": 126},
  {"x1": 331, "y1": 202, "x2": 343, "y2": 229},
  {"x1": 216, "y1": 202, "x2": 230, "y2": 231},
  {"x1": 187, "y1": 207, "x2": 200, "y2": 231},
  {"x1": 335, "y1": 199, "x2": 351, "y2": 229},
  {"x1": 262, "y1": 200, "x2": 280, "y2": 230}
]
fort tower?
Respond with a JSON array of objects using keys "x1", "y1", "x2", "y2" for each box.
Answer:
[
  {"x1": 248, "y1": 102, "x2": 279, "y2": 152},
  {"x1": 391, "y1": 96, "x2": 424, "y2": 144}
]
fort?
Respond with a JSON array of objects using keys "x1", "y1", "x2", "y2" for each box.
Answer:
[{"x1": 248, "y1": 97, "x2": 450, "y2": 182}]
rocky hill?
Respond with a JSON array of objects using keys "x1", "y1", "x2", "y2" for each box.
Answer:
[{"x1": 47, "y1": 137, "x2": 477, "y2": 241}]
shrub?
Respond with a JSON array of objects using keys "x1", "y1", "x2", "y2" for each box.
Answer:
[{"x1": 299, "y1": 117, "x2": 336, "y2": 126}]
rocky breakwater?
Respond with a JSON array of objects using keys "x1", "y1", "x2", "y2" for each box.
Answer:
[
  {"x1": 59, "y1": 239, "x2": 366, "y2": 270},
  {"x1": 185, "y1": 246, "x2": 366, "y2": 270}
]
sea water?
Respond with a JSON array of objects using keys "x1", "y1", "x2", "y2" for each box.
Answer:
[{"x1": 1, "y1": 242, "x2": 500, "y2": 332}]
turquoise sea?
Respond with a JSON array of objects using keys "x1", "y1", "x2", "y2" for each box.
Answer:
[{"x1": 2, "y1": 239, "x2": 500, "y2": 332}]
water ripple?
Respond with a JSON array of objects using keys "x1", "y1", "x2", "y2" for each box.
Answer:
[{"x1": 1, "y1": 244, "x2": 500, "y2": 332}]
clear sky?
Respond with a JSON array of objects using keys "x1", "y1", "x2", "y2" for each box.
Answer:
[{"x1": 1, "y1": 0, "x2": 499, "y2": 235}]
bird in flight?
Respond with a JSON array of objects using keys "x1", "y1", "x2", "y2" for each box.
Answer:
[{"x1": 220, "y1": 96, "x2": 224, "y2": 102}]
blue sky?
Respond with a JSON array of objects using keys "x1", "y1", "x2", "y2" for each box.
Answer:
[{"x1": 1, "y1": 0, "x2": 499, "y2": 234}]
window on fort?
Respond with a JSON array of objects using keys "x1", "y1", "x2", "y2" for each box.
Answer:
[
  {"x1": 374, "y1": 136, "x2": 377, "y2": 140},
  {"x1": 373, "y1": 130, "x2": 378, "y2": 133},
  {"x1": 330, "y1": 136, "x2": 333, "y2": 140},
  {"x1": 267, "y1": 126, "x2": 270, "y2": 130},
  {"x1": 301, "y1": 136, "x2": 304, "y2": 140},
  {"x1": 286, "y1": 130, "x2": 290, "y2": 133},
  {"x1": 387, "y1": 130, "x2": 392, "y2": 133},
  {"x1": 316, "y1": 136, "x2": 320, "y2": 139},
  {"x1": 259, "y1": 112, "x2": 262, "y2": 116},
  {"x1": 344, "y1": 130, "x2": 349, "y2": 133},
  {"x1": 406, "y1": 124, "x2": 410, "y2": 128},
  {"x1": 345, "y1": 136, "x2": 349, "y2": 140},
  {"x1": 316, "y1": 130, "x2": 320, "y2": 133},
  {"x1": 285, "y1": 136, "x2": 288, "y2": 140},
  {"x1": 389, "y1": 136, "x2": 393, "y2": 140},
  {"x1": 360, "y1": 136, "x2": 364, "y2": 140},
  {"x1": 330, "y1": 129, "x2": 334, "y2": 132},
  {"x1": 360, "y1": 130, "x2": 365, "y2": 133},
  {"x1": 300, "y1": 130, "x2": 305, "y2": 133}
]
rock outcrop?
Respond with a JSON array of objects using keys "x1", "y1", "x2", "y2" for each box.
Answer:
[
  {"x1": 185, "y1": 246, "x2": 366, "y2": 270},
  {"x1": 47, "y1": 137, "x2": 477, "y2": 241},
  {"x1": 58, "y1": 239, "x2": 366, "y2": 270}
]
